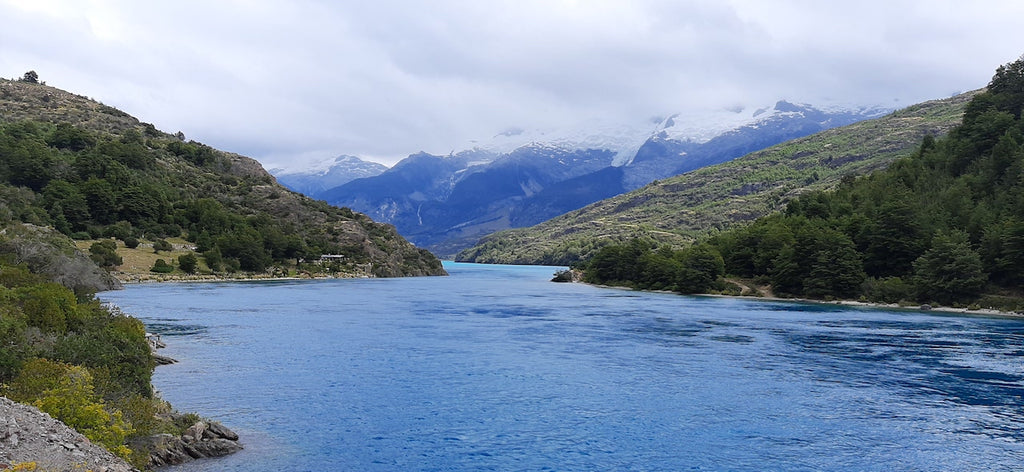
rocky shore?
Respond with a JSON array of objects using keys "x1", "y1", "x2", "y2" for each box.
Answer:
[
  {"x1": 142, "y1": 333, "x2": 244, "y2": 467},
  {"x1": 134, "y1": 415, "x2": 243, "y2": 467},
  {"x1": 0, "y1": 333, "x2": 243, "y2": 470},
  {"x1": 0, "y1": 396, "x2": 243, "y2": 470}
]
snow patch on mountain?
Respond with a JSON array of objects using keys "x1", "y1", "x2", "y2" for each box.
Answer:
[
  {"x1": 464, "y1": 116, "x2": 660, "y2": 164},
  {"x1": 270, "y1": 154, "x2": 389, "y2": 198},
  {"x1": 460, "y1": 100, "x2": 887, "y2": 168},
  {"x1": 273, "y1": 154, "x2": 389, "y2": 175}
]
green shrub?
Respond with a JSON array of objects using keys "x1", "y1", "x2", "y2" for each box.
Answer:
[
  {"x1": 17, "y1": 282, "x2": 79, "y2": 334},
  {"x1": 89, "y1": 240, "x2": 122, "y2": 268},
  {"x1": 123, "y1": 236, "x2": 139, "y2": 249},
  {"x1": 150, "y1": 259, "x2": 173, "y2": 273},
  {"x1": 152, "y1": 239, "x2": 172, "y2": 253},
  {"x1": 4, "y1": 359, "x2": 134, "y2": 460},
  {"x1": 101, "y1": 221, "x2": 132, "y2": 240},
  {"x1": 861, "y1": 277, "x2": 914, "y2": 303}
]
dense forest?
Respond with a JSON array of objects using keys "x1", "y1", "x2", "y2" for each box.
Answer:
[{"x1": 582, "y1": 57, "x2": 1024, "y2": 311}]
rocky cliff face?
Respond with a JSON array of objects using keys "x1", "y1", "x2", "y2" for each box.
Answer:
[{"x1": 0, "y1": 223, "x2": 122, "y2": 292}]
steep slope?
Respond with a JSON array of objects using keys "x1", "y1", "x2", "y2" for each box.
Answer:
[
  {"x1": 319, "y1": 102, "x2": 886, "y2": 256},
  {"x1": 0, "y1": 396, "x2": 138, "y2": 471},
  {"x1": 0, "y1": 77, "x2": 444, "y2": 277},
  {"x1": 457, "y1": 91, "x2": 976, "y2": 265}
]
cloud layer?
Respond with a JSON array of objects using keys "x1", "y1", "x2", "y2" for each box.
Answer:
[{"x1": 2, "y1": 0, "x2": 1023, "y2": 167}]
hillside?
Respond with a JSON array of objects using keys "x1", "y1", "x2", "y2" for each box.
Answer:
[
  {"x1": 578, "y1": 56, "x2": 1024, "y2": 311},
  {"x1": 0, "y1": 76, "x2": 445, "y2": 278},
  {"x1": 457, "y1": 91, "x2": 976, "y2": 265}
]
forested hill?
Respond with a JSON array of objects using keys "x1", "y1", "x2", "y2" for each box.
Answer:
[
  {"x1": 0, "y1": 75, "x2": 445, "y2": 278},
  {"x1": 582, "y1": 57, "x2": 1024, "y2": 312},
  {"x1": 457, "y1": 91, "x2": 975, "y2": 266}
]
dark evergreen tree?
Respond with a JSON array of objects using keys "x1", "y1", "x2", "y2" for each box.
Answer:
[
  {"x1": 20, "y1": 70, "x2": 39, "y2": 84},
  {"x1": 88, "y1": 240, "x2": 121, "y2": 268},
  {"x1": 913, "y1": 231, "x2": 987, "y2": 305},
  {"x1": 178, "y1": 253, "x2": 198, "y2": 274},
  {"x1": 859, "y1": 200, "x2": 926, "y2": 277},
  {"x1": 675, "y1": 244, "x2": 724, "y2": 294},
  {"x1": 988, "y1": 55, "x2": 1024, "y2": 119}
]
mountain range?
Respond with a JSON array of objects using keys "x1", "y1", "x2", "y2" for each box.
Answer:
[
  {"x1": 275, "y1": 101, "x2": 890, "y2": 256},
  {"x1": 456, "y1": 91, "x2": 976, "y2": 265}
]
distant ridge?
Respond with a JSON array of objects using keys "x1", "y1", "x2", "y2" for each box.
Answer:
[
  {"x1": 310, "y1": 101, "x2": 887, "y2": 257},
  {"x1": 456, "y1": 91, "x2": 977, "y2": 265},
  {"x1": 271, "y1": 155, "x2": 388, "y2": 198}
]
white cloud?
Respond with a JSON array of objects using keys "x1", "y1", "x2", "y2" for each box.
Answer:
[{"x1": 2, "y1": 0, "x2": 1023, "y2": 167}]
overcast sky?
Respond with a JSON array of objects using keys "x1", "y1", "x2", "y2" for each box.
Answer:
[{"x1": 2, "y1": 0, "x2": 1023, "y2": 168}]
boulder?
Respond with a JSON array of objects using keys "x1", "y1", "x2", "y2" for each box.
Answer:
[
  {"x1": 190, "y1": 438, "x2": 244, "y2": 458},
  {"x1": 205, "y1": 421, "x2": 240, "y2": 441},
  {"x1": 182, "y1": 421, "x2": 207, "y2": 443},
  {"x1": 139, "y1": 418, "x2": 242, "y2": 467}
]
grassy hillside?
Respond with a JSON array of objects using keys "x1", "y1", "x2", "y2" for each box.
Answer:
[
  {"x1": 457, "y1": 91, "x2": 976, "y2": 265},
  {"x1": 0, "y1": 77, "x2": 444, "y2": 278}
]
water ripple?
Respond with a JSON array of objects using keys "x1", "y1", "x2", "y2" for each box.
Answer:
[{"x1": 100, "y1": 264, "x2": 1024, "y2": 471}]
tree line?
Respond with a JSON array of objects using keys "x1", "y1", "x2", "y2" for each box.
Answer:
[{"x1": 581, "y1": 56, "x2": 1024, "y2": 310}]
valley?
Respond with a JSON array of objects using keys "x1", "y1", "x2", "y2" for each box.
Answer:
[{"x1": 273, "y1": 102, "x2": 889, "y2": 256}]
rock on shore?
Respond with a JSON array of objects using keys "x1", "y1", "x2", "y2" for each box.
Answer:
[
  {"x1": 0, "y1": 396, "x2": 138, "y2": 472},
  {"x1": 136, "y1": 415, "x2": 243, "y2": 467}
]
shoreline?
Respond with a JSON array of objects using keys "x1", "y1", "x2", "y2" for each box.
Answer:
[
  {"x1": 113, "y1": 268, "x2": 1024, "y2": 320},
  {"x1": 704, "y1": 293, "x2": 1024, "y2": 319},
  {"x1": 112, "y1": 272, "x2": 370, "y2": 285},
  {"x1": 587, "y1": 282, "x2": 1024, "y2": 320}
]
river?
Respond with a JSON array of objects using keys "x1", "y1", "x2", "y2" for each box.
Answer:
[{"x1": 98, "y1": 262, "x2": 1024, "y2": 471}]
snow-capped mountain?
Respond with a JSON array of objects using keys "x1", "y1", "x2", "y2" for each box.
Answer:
[
  {"x1": 465, "y1": 101, "x2": 889, "y2": 169},
  {"x1": 301, "y1": 101, "x2": 891, "y2": 256},
  {"x1": 270, "y1": 155, "x2": 388, "y2": 198},
  {"x1": 465, "y1": 117, "x2": 659, "y2": 168}
]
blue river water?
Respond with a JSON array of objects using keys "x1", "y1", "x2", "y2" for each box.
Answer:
[{"x1": 98, "y1": 262, "x2": 1024, "y2": 471}]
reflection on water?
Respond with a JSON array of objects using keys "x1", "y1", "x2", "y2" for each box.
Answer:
[{"x1": 100, "y1": 263, "x2": 1024, "y2": 471}]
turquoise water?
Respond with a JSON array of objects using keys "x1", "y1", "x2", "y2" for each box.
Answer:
[{"x1": 99, "y1": 263, "x2": 1024, "y2": 471}]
